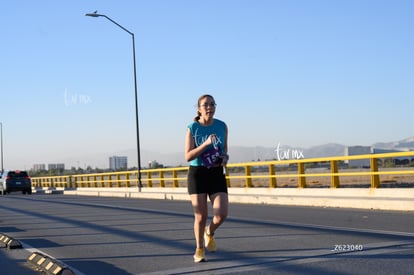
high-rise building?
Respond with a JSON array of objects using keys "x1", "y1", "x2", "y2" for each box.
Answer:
[
  {"x1": 48, "y1": 163, "x2": 65, "y2": 171},
  {"x1": 109, "y1": 156, "x2": 128, "y2": 170},
  {"x1": 33, "y1": 164, "x2": 46, "y2": 171}
]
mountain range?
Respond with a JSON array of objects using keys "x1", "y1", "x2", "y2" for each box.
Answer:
[
  {"x1": 62, "y1": 136, "x2": 414, "y2": 169},
  {"x1": 136, "y1": 136, "x2": 414, "y2": 167}
]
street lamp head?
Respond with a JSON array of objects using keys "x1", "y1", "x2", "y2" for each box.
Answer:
[{"x1": 85, "y1": 11, "x2": 103, "y2": 18}]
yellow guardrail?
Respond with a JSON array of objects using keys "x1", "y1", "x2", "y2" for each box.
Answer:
[{"x1": 31, "y1": 151, "x2": 414, "y2": 189}]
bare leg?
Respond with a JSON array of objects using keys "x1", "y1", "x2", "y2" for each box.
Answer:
[
  {"x1": 190, "y1": 193, "x2": 208, "y2": 248},
  {"x1": 207, "y1": 192, "x2": 228, "y2": 235}
]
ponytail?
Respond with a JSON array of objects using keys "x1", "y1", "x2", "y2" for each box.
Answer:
[{"x1": 193, "y1": 111, "x2": 201, "y2": 122}]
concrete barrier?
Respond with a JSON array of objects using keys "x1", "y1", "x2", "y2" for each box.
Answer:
[
  {"x1": 0, "y1": 233, "x2": 23, "y2": 249},
  {"x1": 34, "y1": 187, "x2": 414, "y2": 211},
  {"x1": 27, "y1": 251, "x2": 75, "y2": 275}
]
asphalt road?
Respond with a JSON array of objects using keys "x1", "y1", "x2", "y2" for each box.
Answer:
[{"x1": 0, "y1": 194, "x2": 413, "y2": 274}]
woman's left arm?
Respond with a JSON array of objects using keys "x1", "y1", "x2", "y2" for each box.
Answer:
[{"x1": 222, "y1": 125, "x2": 229, "y2": 165}]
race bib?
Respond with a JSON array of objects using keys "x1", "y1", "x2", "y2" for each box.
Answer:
[{"x1": 201, "y1": 147, "x2": 221, "y2": 168}]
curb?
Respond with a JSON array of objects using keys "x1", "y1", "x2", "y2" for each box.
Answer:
[{"x1": 34, "y1": 187, "x2": 414, "y2": 211}]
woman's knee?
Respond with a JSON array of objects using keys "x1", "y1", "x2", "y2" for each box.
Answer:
[
  {"x1": 216, "y1": 211, "x2": 228, "y2": 222},
  {"x1": 194, "y1": 212, "x2": 208, "y2": 223}
]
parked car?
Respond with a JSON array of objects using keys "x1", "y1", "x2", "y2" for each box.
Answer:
[{"x1": 0, "y1": 170, "x2": 32, "y2": 194}]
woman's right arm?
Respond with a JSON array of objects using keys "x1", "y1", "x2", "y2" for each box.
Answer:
[{"x1": 184, "y1": 128, "x2": 212, "y2": 162}]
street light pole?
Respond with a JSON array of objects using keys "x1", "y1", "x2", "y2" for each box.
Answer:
[
  {"x1": 0, "y1": 122, "x2": 3, "y2": 173},
  {"x1": 85, "y1": 12, "x2": 142, "y2": 190}
]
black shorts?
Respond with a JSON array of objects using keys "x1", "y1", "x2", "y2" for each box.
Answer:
[{"x1": 187, "y1": 166, "x2": 228, "y2": 195}]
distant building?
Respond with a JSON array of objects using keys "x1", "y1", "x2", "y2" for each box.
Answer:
[
  {"x1": 33, "y1": 164, "x2": 46, "y2": 171},
  {"x1": 48, "y1": 163, "x2": 65, "y2": 171},
  {"x1": 109, "y1": 156, "x2": 128, "y2": 170},
  {"x1": 372, "y1": 148, "x2": 412, "y2": 165},
  {"x1": 344, "y1": 146, "x2": 372, "y2": 167},
  {"x1": 148, "y1": 160, "x2": 160, "y2": 168},
  {"x1": 345, "y1": 146, "x2": 413, "y2": 167},
  {"x1": 372, "y1": 148, "x2": 404, "y2": 155}
]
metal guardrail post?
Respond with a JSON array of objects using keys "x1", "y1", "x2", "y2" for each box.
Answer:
[
  {"x1": 245, "y1": 165, "x2": 252, "y2": 188},
  {"x1": 370, "y1": 157, "x2": 380, "y2": 188},
  {"x1": 116, "y1": 174, "x2": 121, "y2": 188},
  {"x1": 269, "y1": 164, "x2": 277, "y2": 188},
  {"x1": 160, "y1": 171, "x2": 165, "y2": 187},
  {"x1": 225, "y1": 167, "x2": 231, "y2": 187},
  {"x1": 126, "y1": 173, "x2": 130, "y2": 187},
  {"x1": 100, "y1": 175, "x2": 104, "y2": 188},
  {"x1": 330, "y1": 160, "x2": 340, "y2": 188},
  {"x1": 147, "y1": 171, "x2": 152, "y2": 187},
  {"x1": 298, "y1": 163, "x2": 306, "y2": 188},
  {"x1": 173, "y1": 170, "x2": 178, "y2": 187},
  {"x1": 108, "y1": 174, "x2": 112, "y2": 188}
]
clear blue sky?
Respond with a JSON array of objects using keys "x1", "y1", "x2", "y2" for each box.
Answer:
[{"x1": 1, "y1": 0, "x2": 413, "y2": 169}]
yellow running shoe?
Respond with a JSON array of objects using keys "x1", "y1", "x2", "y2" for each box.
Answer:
[
  {"x1": 204, "y1": 226, "x2": 217, "y2": 252},
  {"x1": 193, "y1": 248, "x2": 206, "y2": 263}
]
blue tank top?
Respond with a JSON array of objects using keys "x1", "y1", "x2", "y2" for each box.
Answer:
[{"x1": 187, "y1": 118, "x2": 227, "y2": 167}]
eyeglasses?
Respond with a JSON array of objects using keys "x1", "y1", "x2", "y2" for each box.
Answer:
[{"x1": 200, "y1": 103, "x2": 217, "y2": 108}]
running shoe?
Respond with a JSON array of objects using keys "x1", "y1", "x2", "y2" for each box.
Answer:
[
  {"x1": 204, "y1": 226, "x2": 217, "y2": 252},
  {"x1": 193, "y1": 248, "x2": 206, "y2": 263}
]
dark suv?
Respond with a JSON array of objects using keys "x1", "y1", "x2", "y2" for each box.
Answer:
[{"x1": 0, "y1": 170, "x2": 32, "y2": 194}]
